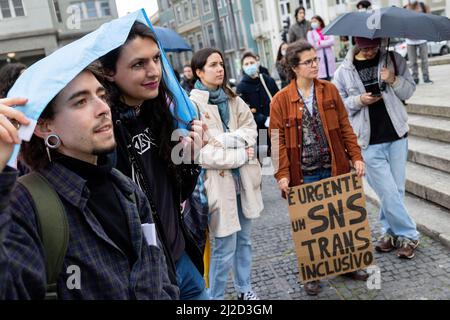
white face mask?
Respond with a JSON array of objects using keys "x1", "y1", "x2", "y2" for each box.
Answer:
[
  {"x1": 281, "y1": 50, "x2": 287, "y2": 57},
  {"x1": 311, "y1": 22, "x2": 319, "y2": 30}
]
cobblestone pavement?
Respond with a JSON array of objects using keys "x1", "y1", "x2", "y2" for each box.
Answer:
[{"x1": 224, "y1": 175, "x2": 450, "y2": 300}]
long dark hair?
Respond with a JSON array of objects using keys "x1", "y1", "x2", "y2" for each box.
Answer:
[
  {"x1": 191, "y1": 48, "x2": 237, "y2": 99},
  {"x1": 0, "y1": 63, "x2": 26, "y2": 98},
  {"x1": 99, "y1": 21, "x2": 177, "y2": 172},
  {"x1": 276, "y1": 42, "x2": 288, "y2": 62},
  {"x1": 294, "y1": 6, "x2": 306, "y2": 21},
  {"x1": 284, "y1": 40, "x2": 314, "y2": 81}
]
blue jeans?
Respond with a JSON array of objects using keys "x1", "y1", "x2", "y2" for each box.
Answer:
[
  {"x1": 303, "y1": 168, "x2": 332, "y2": 184},
  {"x1": 362, "y1": 138, "x2": 419, "y2": 240},
  {"x1": 175, "y1": 252, "x2": 209, "y2": 300},
  {"x1": 208, "y1": 195, "x2": 253, "y2": 300}
]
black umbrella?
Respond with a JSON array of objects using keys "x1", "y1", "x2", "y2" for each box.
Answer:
[{"x1": 323, "y1": 6, "x2": 450, "y2": 41}]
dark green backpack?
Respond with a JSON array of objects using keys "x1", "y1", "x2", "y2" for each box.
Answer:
[
  {"x1": 18, "y1": 171, "x2": 139, "y2": 299},
  {"x1": 18, "y1": 172, "x2": 69, "y2": 300}
]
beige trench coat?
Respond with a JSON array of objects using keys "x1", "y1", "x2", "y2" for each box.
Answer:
[{"x1": 190, "y1": 89, "x2": 264, "y2": 238}]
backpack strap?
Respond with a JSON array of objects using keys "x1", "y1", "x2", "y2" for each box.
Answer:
[{"x1": 18, "y1": 172, "x2": 69, "y2": 300}]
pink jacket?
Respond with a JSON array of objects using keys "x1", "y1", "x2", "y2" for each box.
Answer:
[{"x1": 307, "y1": 30, "x2": 336, "y2": 79}]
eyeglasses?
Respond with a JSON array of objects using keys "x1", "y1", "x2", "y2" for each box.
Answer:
[{"x1": 298, "y1": 57, "x2": 321, "y2": 67}]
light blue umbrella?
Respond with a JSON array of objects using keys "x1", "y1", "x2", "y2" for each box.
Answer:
[{"x1": 7, "y1": 9, "x2": 198, "y2": 167}]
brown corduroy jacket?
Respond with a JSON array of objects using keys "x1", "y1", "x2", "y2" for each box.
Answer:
[{"x1": 269, "y1": 79, "x2": 363, "y2": 190}]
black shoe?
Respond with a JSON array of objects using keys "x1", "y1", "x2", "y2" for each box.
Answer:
[
  {"x1": 304, "y1": 280, "x2": 321, "y2": 296},
  {"x1": 414, "y1": 78, "x2": 419, "y2": 84},
  {"x1": 423, "y1": 79, "x2": 433, "y2": 84},
  {"x1": 342, "y1": 269, "x2": 369, "y2": 281}
]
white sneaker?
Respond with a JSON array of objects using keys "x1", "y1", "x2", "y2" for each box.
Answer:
[{"x1": 237, "y1": 290, "x2": 259, "y2": 300}]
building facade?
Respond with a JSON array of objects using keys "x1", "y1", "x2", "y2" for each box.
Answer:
[
  {"x1": 0, "y1": 0, "x2": 118, "y2": 67},
  {"x1": 249, "y1": 0, "x2": 450, "y2": 80},
  {"x1": 157, "y1": 0, "x2": 258, "y2": 79}
]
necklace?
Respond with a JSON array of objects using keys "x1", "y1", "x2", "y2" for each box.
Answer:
[{"x1": 134, "y1": 103, "x2": 143, "y2": 116}]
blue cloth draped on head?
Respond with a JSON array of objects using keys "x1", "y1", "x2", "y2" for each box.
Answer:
[{"x1": 6, "y1": 9, "x2": 197, "y2": 167}]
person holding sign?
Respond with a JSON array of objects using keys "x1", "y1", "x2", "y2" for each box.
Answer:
[
  {"x1": 99, "y1": 22, "x2": 209, "y2": 300},
  {"x1": 189, "y1": 48, "x2": 264, "y2": 300},
  {"x1": 270, "y1": 40, "x2": 367, "y2": 296}
]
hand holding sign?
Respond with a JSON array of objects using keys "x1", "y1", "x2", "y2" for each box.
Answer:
[
  {"x1": 278, "y1": 177, "x2": 290, "y2": 194},
  {"x1": 354, "y1": 160, "x2": 365, "y2": 177}
]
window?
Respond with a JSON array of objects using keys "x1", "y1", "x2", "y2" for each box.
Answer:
[
  {"x1": 191, "y1": 0, "x2": 198, "y2": 17},
  {"x1": 99, "y1": 0, "x2": 111, "y2": 17},
  {"x1": 175, "y1": 5, "x2": 182, "y2": 24},
  {"x1": 0, "y1": 0, "x2": 25, "y2": 19},
  {"x1": 299, "y1": 0, "x2": 312, "y2": 10},
  {"x1": 183, "y1": 1, "x2": 190, "y2": 21},
  {"x1": 207, "y1": 24, "x2": 216, "y2": 48},
  {"x1": 189, "y1": 36, "x2": 195, "y2": 52},
  {"x1": 53, "y1": 0, "x2": 62, "y2": 22},
  {"x1": 68, "y1": 1, "x2": 110, "y2": 20},
  {"x1": 220, "y1": 17, "x2": 229, "y2": 49},
  {"x1": 234, "y1": 12, "x2": 243, "y2": 48},
  {"x1": 85, "y1": 0, "x2": 96, "y2": 18},
  {"x1": 202, "y1": 0, "x2": 210, "y2": 13},
  {"x1": 257, "y1": 4, "x2": 266, "y2": 22},
  {"x1": 12, "y1": 0, "x2": 23, "y2": 16},
  {"x1": 197, "y1": 33, "x2": 203, "y2": 49},
  {"x1": 0, "y1": 0, "x2": 12, "y2": 18}
]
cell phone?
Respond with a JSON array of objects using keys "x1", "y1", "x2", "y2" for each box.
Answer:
[{"x1": 370, "y1": 92, "x2": 382, "y2": 97}]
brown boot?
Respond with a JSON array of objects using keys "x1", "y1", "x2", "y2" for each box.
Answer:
[
  {"x1": 375, "y1": 234, "x2": 397, "y2": 253},
  {"x1": 397, "y1": 238, "x2": 419, "y2": 259},
  {"x1": 342, "y1": 269, "x2": 369, "y2": 281},
  {"x1": 304, "y1": 280, "x2": 321, "y2": 296}
]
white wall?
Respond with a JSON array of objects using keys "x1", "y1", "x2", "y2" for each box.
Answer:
[{"x1": 0, "y1": 0, "x2": 54, "y2": 37}]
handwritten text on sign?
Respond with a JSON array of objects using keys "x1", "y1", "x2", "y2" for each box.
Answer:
[{"x1": 287, "y1": 172, "x2": 375, "y2": 282}]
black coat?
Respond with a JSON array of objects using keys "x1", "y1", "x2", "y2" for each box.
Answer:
[
  {"x1": 111, "y1": 104, "x2": 203, "y2": 286},
  {"x1": 236, "y1": 74, "x2": 279, "y2": 128}
]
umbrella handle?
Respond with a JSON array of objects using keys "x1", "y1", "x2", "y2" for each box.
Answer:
[{"x1": 380, "y1": 38, "x2": 391, "y2": 92}]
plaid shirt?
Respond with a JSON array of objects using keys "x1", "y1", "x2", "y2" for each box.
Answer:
[{"x1": 0, "y1": 163, "x2": 179, "y2": 300}]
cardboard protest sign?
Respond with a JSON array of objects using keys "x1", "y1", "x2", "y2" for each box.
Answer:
[{"x1": 287, "y1": 172, "x2": 375, "y2": 283}]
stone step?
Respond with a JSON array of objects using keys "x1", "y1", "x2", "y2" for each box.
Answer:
[
  {"x1": 406, "y1": 103, "x2": 450, "y2": 119},
  {"x1": 405, "y1": 162, "x2": 450, "y2": 211},
  {"x1": 408, "y1": 114, "x2": 450, "y2": 143},
  {"x1": 363, "y1": 179, "x2": 450, "y2": 249},
  {"x1": 408, "y1": 135, "x2": 450, "y2": 174},
  {"x1": 427, "y1": 54, "x2": 450, "y2": 67}
]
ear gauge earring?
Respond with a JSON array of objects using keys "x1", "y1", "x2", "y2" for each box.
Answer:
[{"x1": 44, "y1": 134, "x2": 61, "y2": 162}]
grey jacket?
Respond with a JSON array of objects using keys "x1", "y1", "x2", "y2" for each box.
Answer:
[
  {"x1": 288, "y1": 20, "x2": 310, "y2": 43},
  {"x1": 332, "y1": 48, "x2": 416, "y2": 149}
]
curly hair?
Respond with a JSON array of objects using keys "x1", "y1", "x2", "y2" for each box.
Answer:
[
  {"x1": 20, "y1": 64, "x2": 105, "y2": 170},
  {"x1": 0, "y1": 63, "x2": 26, "y2": 98},
  {"x1": 283, "y1": 40, "x2": 315, "y2": 81}
]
